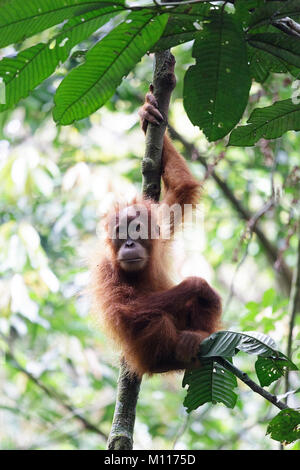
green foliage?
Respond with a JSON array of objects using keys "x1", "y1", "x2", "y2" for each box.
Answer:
[
  {"x1": 255, "y1": 357, "x2": 297, "y2": 387},
  {"x1": 0, "y1": 0, "x2": 300, "y2": 451},
  {"x1": 182, "y1": 330, "x2": 298, "y2": 443},
  {"x1": 241, "y1": 289, "x2": 288, "y2": 333},
  {"x1": 229, "y1": 99, "x2": 300, "y2": 146},
  {"x1": 183, "y1": 10, "x2": 251, "y2": 141},
  {"x1": 0, "y1": 0, "x2": 125, "y2": 48},
  {"x1": 249, "y1": 33, "x2": 300, "y2": 69},
  {"x1": 267, "y1": 409, "x2": 300, "y2": 444},
  {"x1": 183, "y1": 359, "x2": 237, "y2": 412},
  {"x1": 53, "y1": 11, "x2": 168, "y2": 124},
  {"x1": 0, "y1": 7, "x2": 122, "y2": 112},
  {"x1": 198, "y1": 330, "x2": 290, "y2": 358},
  {"x1": 248, "y1": 46, "x2": 290, "y2": 83},
  {"x1": 152, "y1": 3, "x2": 211, "y2": 52},
  {"x1": 247, "y1": 0, "x2": 300, "y2": 31},
  {"x1": 1, "y1": 0, "x2": 300, "y2": 143}
]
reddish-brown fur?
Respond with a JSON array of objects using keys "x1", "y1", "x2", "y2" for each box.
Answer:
[{"x1": 90, "y1": 101, "x2": 222, "y2": 377}]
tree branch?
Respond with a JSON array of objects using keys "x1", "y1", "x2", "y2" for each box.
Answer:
[
  {"x1": 142, "y1": 51, "x2": 176, "y2": 200},
  {"x1": 107, "y1": 50, "x2": 176, "y2": 450},
  {"x1": 4, "y1": 349, "x2": 107, "y2": 440},
  {"x1": 107, "y1": 359, "x2": 141, "y2": 450},
  {"x1": 284, "y1": 221, "x2": 300, "y2": 401},
  {"x1": 272, "y1": 17, "x2": 300, "y2": 39},
  {"x1": 167, "y1": 124, "x2": 293, "y2": 293},
  {"x1": 216, "y1": 357, "x2": 289, "y2": 411}
]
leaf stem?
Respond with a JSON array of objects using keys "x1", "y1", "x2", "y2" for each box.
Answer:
[{"x1": 216, "y1": 357, "x2": 289, "y2": 411}]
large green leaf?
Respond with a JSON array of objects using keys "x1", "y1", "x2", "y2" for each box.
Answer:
[
  {"x1": 199, "y1": 330, "x2": 281, "y2": 358},
  {"x1": 183, "y1": 359, "x2": 238, "y2": 412},
  {"x1": 249, "y1": 33, "x2": 300, "y2": 68},
  {"x1": 0, "y1": 0, "x2": 125, "y2": 48},
  {"x1": 199, "y1": 330, "x2": 298, "y2": 372},
  {"x1": 229, "y1": 99, "x2": 300, "y2": 146},
  {"x1": 255, "y1": 356, "x2": 298, "y2": 388},
  {"x1": 199, "y1": 331, "x2": 242, "y2": 357},
  {"x1": 267, "y1": 409, "x2": 300, "y2": 444},
  {"x1": 53, "y1": 11, "x2": 168, "y2": 125},
  {"x1": 234, "y1": 0, "x2": 261, "y2": 25},
  {"x1": 237, "y1": 330, "x2": 279, "y2": 356},
  {"x1": 0, "y1": 7, "x2": 122, "y2": 111},
  {"x1": 248, "y1": 0, "x2": 300, "y2": 31},
  {"x1": 183, "y1": 10, "x2": 251, "y2": 141},
  {"x1": 152, "y1": 3, "x2": 211, "y2": 52},
  {"x1": 248, "y1": 45, "x2": 291, "y2": 83}
]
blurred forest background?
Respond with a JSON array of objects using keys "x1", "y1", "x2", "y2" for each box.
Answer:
[{"x1": 0, "y1": 21, "x2": 299, "y2": 450}]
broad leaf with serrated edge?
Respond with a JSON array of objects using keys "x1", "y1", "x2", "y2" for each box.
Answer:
[{"x1": 53, "y1": 11, "x2": 168, "y2": 125}]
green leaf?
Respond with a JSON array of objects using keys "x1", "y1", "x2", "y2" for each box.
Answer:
[
  {"x1": 229, "y1": 99, "x2": 300, "y2": 146},
  {"x1": 152, "y1": 3, "x2": 211, "y2": 52},
  {"x1": 183, "y1": 10, "x2": 251, "y2": 141},
  {"x1": 249, "y1": 33, "x2": 300, "y2": 68},
  {"x1": 248, "y1": 45, "x2": 291, "y2": 83},
  {"x1": 183, "y1": 359, "x2": 238, "y2": 412},
  {"x1": 248, "y1": 0, "x2": 300, "y2": 31},
  {"x1": 152, "y1": 23, "x2": 195, "y2": 52},
  {"x1": 238, "y1": 330, "x2": 279, "y2": 355},
  {"x1": 0, "y1": 0, "x2": 125, "y2": 48},
  {"x1": 267, "y1": 408, "x2": 300, "y2": 444},
  {"x1": 53, "y1": 11, "x2": 168, "y2": 125},
  {"x1": 199, "y1": 330, "x2": 242, "y2": 357},
  {"x1": 255, "y1": 356, "x2": 298, "y2": 387},
  {"x1": 235, "y1": 0, "x2": 261, "y2": 26},
  {"x1": 199, "y1": 330, "x2": 280, "y2": 358},
  {"x1": 0, "y1": 7, "x2": 122, "y2": 111},
  {"x1": 262, "y1": 288, "x2": 276, "y2": 307}
]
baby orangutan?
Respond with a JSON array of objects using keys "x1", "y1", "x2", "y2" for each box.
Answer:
[{"x1": 91, "y1": 92, "x2": 222, "y2": 376}]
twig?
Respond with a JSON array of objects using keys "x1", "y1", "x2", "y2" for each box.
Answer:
[
  {"x1": 172, "y1": 412, "x2": 191, "y2": 449},
  {"x1": 224, "y1": 235, "x2": 251, "y2": 314},
  {"x1": 4, "y1": 349, "x2": 107, "y2": 440},
  {"x1": 216, "y1": 357, "x2": 289, "y2": 411},
  {"x1": 272, "y1": 17, "x2": 300, "y2": 39},
  {"x1": 167, "y1": 124, "x2": 292, "y2": 293},
  {"x1": 224, "y1": 195, "x2": 275, "y2": 312},
  {"x1": 284, "y1": 221, "x2": 300, "y2": 402}
]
